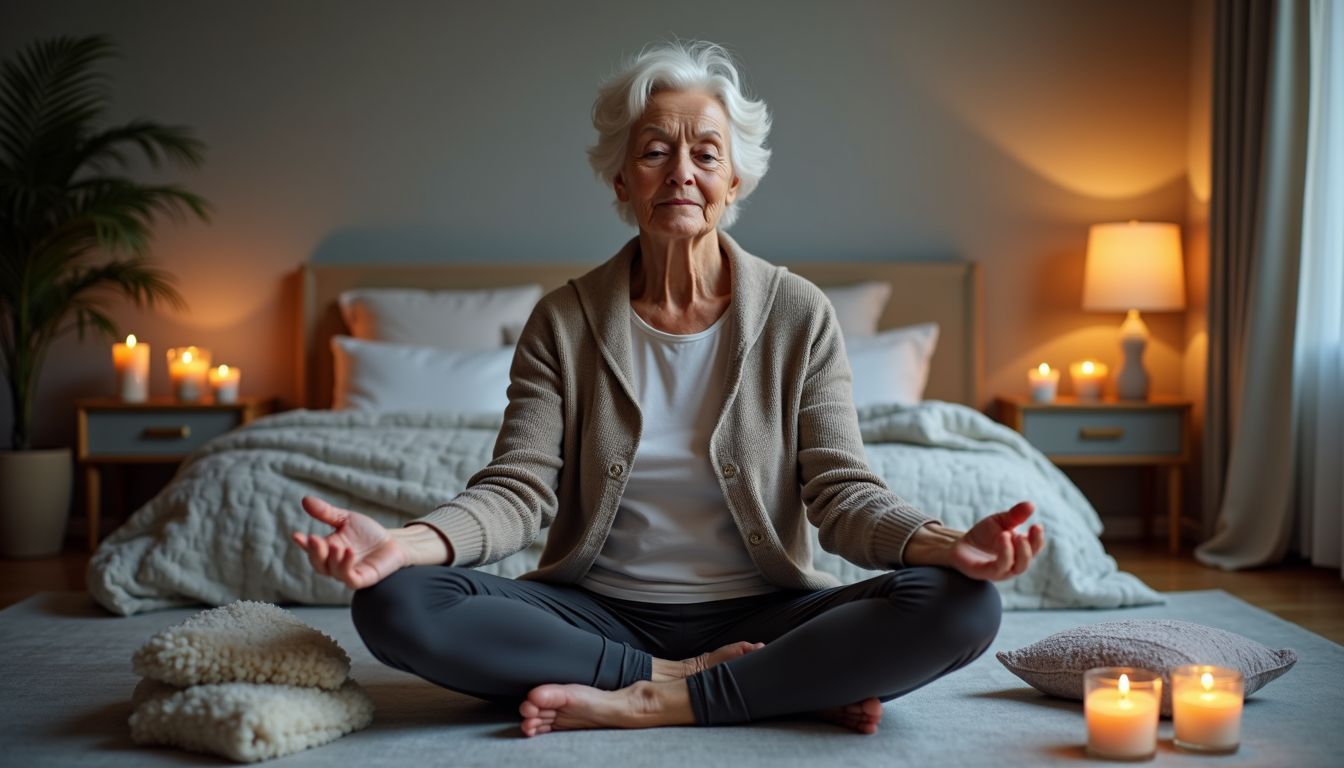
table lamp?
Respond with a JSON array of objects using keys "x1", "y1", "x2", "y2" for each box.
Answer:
[{"x1": 1082, "y1": 221, "x2": 1186, "y2": 400}]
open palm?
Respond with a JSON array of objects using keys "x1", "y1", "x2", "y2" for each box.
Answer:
[
  {"x1": 291, "y1": 496, "x2": 408, "y2": 590},
  {"x1": 948, "y1": 501, "x2": 1046, "y2": 582}
]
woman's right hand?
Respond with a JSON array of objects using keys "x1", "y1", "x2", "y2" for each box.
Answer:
[{"x1": 292, "y1": 496, "x2": 409, "y2": 590}]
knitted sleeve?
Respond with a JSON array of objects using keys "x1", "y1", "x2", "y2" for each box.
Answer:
[
  {"x1": 402, "y1": 297, "x2": 566, "y2": 567},
  {"x1": 796, "y1": 294, "x2": 939, "y2": 569}
]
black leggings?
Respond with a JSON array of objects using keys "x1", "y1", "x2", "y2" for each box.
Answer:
[{"x1": 350, "y1": 565, "x2": 1001, "y2": 726}]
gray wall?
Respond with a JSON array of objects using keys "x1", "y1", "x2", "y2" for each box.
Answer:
[{"x1": 2, "y1": 0, "x2": 1196, "y2": 529}]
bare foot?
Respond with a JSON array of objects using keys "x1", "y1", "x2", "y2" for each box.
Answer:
[
  {"x1": 813, "y1": 697, "x2": 883, "y2": 735},
  {"x1": 519, "y1": 680, "x2": 693, "y2": 736}
]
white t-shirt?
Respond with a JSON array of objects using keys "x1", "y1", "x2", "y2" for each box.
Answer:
[{"x1": 578, "y1": 308, "x2": 780, "y2": 603}]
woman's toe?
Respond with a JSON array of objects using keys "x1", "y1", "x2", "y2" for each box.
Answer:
[{"x1": 526, "y1": 684, "x2": 571, "y2": 710}]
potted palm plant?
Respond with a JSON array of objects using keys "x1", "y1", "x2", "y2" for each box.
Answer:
[{"x1": 0, "y1": 35, "x2": 209, "y2": 557}]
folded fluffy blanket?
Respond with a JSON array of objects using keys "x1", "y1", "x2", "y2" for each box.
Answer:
[
  {"x1": 133, "y1": 600, "x2": 350, "y2": 689},
  {"x1": 130, "y1": 678, "x2": 374, "y2": 763},
  {"x1": 128, "y1": 601, "x2": 373, "y2": 763}
]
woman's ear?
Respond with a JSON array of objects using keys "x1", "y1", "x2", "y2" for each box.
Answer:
[
  {"x1": 726, "y1": 174, "x2": 741, "y2": 204},
  {"x1": 613, "y1": 172, "x2": 628, "y2": 203}
]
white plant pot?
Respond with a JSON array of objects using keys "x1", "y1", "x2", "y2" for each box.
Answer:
[{"x1": 0, "y1": 448, "x2": 73, "y2": 558}]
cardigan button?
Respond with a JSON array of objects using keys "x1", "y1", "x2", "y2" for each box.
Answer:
[
  {"x1": 722, "y1": 463, "x2": 738, "y2": 479},
  {"x1": 608, "y1": 462, "x2": 625, "y2": 478},
  {"x1": 748, "y1": 532, "x2": 764, "y2": 546}
]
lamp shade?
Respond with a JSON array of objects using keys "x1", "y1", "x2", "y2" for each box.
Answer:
[{"x1": 1082, "y1": 221, "x2": 1186, "y2": 311}]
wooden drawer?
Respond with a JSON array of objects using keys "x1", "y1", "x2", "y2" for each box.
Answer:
[
  {"x1": 1021, "y1": 407, "x2": 1184, "y2": 460},
  {"x1": 77, "y1": 397, "x2": 274, "y2": 462},
  {"x1": 84, "y1": 408, "x2": 244, "y2": 458}
]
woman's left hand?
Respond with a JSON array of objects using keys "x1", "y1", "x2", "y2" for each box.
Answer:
[{"x1": 948, "y1": 501, "x2": 1046, "y2": 581}]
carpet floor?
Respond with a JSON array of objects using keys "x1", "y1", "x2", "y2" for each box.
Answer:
[{"x1": 1, "y1": 589, "x2": 1338, "y2": 767}]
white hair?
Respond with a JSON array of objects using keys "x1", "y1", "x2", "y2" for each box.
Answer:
[{"x1": 587, "y1": 40, "x2": 772, "y2": 229}]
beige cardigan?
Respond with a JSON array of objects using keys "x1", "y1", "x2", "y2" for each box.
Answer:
[{"x1": 406, "y1": 231, "x2": 937, "y2": 591}]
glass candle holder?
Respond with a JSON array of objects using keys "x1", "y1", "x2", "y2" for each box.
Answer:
[
  {"x1": 208, "y1": 364, "x2": 241, "y2": 404},
  {"x1": 166, "y1": 346, "x2": 211, "y2": 403},
  {"x1": 1070, "y1": 360, "x2": 1109, "y2": 400},
  {"x1": 1028, "y1": 363, "x2": 1061, "y2": 403},
  {"x1": 1084, "y1": 667, "x2": 1162, "y2": 761},
  {"x1": 1172, "y1": 665, "x2": 1244, "y2": 754}
]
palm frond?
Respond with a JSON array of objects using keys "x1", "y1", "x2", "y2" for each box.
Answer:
[
  {"x1": 27, "y1": 257, "x2": 186, "y2": 340},
  {"x1": 0, "y1": 34, "x2": 208, "y2": 450},
  {"x1": 76, "y1": 121, "x2": 206, "y2": 174},
  {"x1": 0, "y1": 36, "x2": 114, "y2": 174}
]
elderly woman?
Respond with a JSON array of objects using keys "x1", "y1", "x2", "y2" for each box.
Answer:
[{"x1": 292, "y1": 41, "x2": 1045, "y2": 736}]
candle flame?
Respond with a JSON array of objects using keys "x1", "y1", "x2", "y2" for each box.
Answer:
[
  {"x1": 126, "y1": 334, "x2": 137, "y2": 347},
  {"x1": 1081, "y1": 360, "x2": 1096, "y2": 375},
  {"x1": 182, "y1": 350, "x2": 193, "y2": 364},
  {"x1": 1201, "y1": 672, "x2": 1214, "y2": 690},
  {"x1": 1037, "y1": 363, "x2": 1050, "y2": 375},
  {"x1": 218, "y1": 364, "x2": 230, "y2": 375},
  {"x1": 1118, "y1": 674, "x2": 1129, "y2": 697}
]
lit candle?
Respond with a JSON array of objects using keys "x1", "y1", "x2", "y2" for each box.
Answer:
[
  {"x1": 1069, "y1": 360, "x2": 1109, "y2": 400},
  {"x1": 1084, "y1": 667, "x2": 1161, "y2": 761},
  {"x1": 208, "y1": 364, "x2": 241, "y2": 404},
  {"x1": 1172, "y1": 665, "x2": 1244, "y2": 754},
  {"x1": 111, "y1": 334, "x2": 150, "y2": 402},
  {"x1": 1027, "y1": 363, "x2": 1061, "y2": 403},
  {"x1": 166, "y1": 346, "x2": 211, "y2": 403}
]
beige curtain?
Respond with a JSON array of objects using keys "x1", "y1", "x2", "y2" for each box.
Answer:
[{"x1": 1197, "y1": 0, "x2": 1311, "y2": 569}]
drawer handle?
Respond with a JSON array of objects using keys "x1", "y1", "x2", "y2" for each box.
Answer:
[
  {"x1": 1079, "y1": 427, "x2": 1124, "y2": 441},
  {"x1": 141, "y1": 425, "x2": 191, "y2": 440}
]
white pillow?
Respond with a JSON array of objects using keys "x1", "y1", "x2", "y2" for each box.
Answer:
[
  {"x1": 846, "y1": 322, "x2": 939, "y2": 407},
  {"x1": 821, "y1": 281, "x2": 892, "y2": 337},
  {"x1": 331, "y1": 335, "x2": 513, "y2": 413},
  {"x1": 338, "y1": 285, "x2": 542, "y2": 349}
]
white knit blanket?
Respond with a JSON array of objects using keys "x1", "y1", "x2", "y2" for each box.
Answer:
[{"x1": 87, "y1": 403, "x2": 1161, "y2": 616}]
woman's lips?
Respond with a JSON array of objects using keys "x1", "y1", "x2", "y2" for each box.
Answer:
[{"x1": 658, "y1": 200, "x2": 699, "y2": 205}]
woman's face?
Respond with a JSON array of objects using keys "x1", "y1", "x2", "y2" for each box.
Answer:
[{"x1": 615, "y1": 88, "x2": 741, "y2": 240}]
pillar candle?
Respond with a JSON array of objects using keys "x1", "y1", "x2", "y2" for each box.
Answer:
[
  {"x1": 1070, "y1": 360, "x2": 1109, "y2": 400},
  {"x1": 167, "y1": 347, "x2": 211, "y2": 403},
  {"x1": 208, "y1": 364, "x2": 241, "y2": 404},
  {"x1": 111, "y1": 334, "x2": 150, "y2": 402},
  {"x1": 1027, "y1": 363, "x2": 1060, "y2": 403},
  {"x1": 1084, "y1": 668, "x2": 1161, "y2": 761},
  {"x1": 1172, "y1": 665, "x2": 1244, "y2": 754}
]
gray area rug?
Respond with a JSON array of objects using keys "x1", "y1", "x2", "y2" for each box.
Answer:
[{"x1": 1, "y1": 589, "x2": 1338, "y2": 767}]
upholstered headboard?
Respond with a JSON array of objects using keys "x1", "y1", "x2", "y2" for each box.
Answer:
[{"x1": 295, "y1": 260, "x2": 981, "y2": 409}]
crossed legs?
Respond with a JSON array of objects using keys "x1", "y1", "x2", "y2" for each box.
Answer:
[{"x1": 351, "y1": 566, "x2": 1000, "y2": 735}]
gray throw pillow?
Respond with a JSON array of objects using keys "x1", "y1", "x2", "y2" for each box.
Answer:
[{"x1": 996, "y1": 620, "x2": 1297, "y2": 716}]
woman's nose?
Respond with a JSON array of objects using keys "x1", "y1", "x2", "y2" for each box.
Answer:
[{"x1": 666, "y1": 151, "x2": 695, "y2": 186}]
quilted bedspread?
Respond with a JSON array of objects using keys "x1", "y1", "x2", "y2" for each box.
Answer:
[{"x1": 86, "y1": 403, "x2": 1162, "y2": 616}]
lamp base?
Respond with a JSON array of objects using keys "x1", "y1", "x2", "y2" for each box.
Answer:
[{"x1": 1116, "y1": 309, "x2": 1150, "y2": 400}]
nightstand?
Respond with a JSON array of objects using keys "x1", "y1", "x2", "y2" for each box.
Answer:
[
  {"x1": 995, "y1": 395, "x2": 1192, "y2": 554},
  {"x1": 76, "y1": 396, "x2": 276, "y2": 551}
]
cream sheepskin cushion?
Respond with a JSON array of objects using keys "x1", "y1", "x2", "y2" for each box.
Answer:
[
  {"x1": 133, "y1": 600, "x2": 350, "y2": 689},
  {"x1": 130, "y1": 678, "x2": 374, "y2": 763}
]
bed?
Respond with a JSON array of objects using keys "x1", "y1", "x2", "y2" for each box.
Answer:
[{"x1": 86, "y1": 256, "x2": 1160, "y2": 615}]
